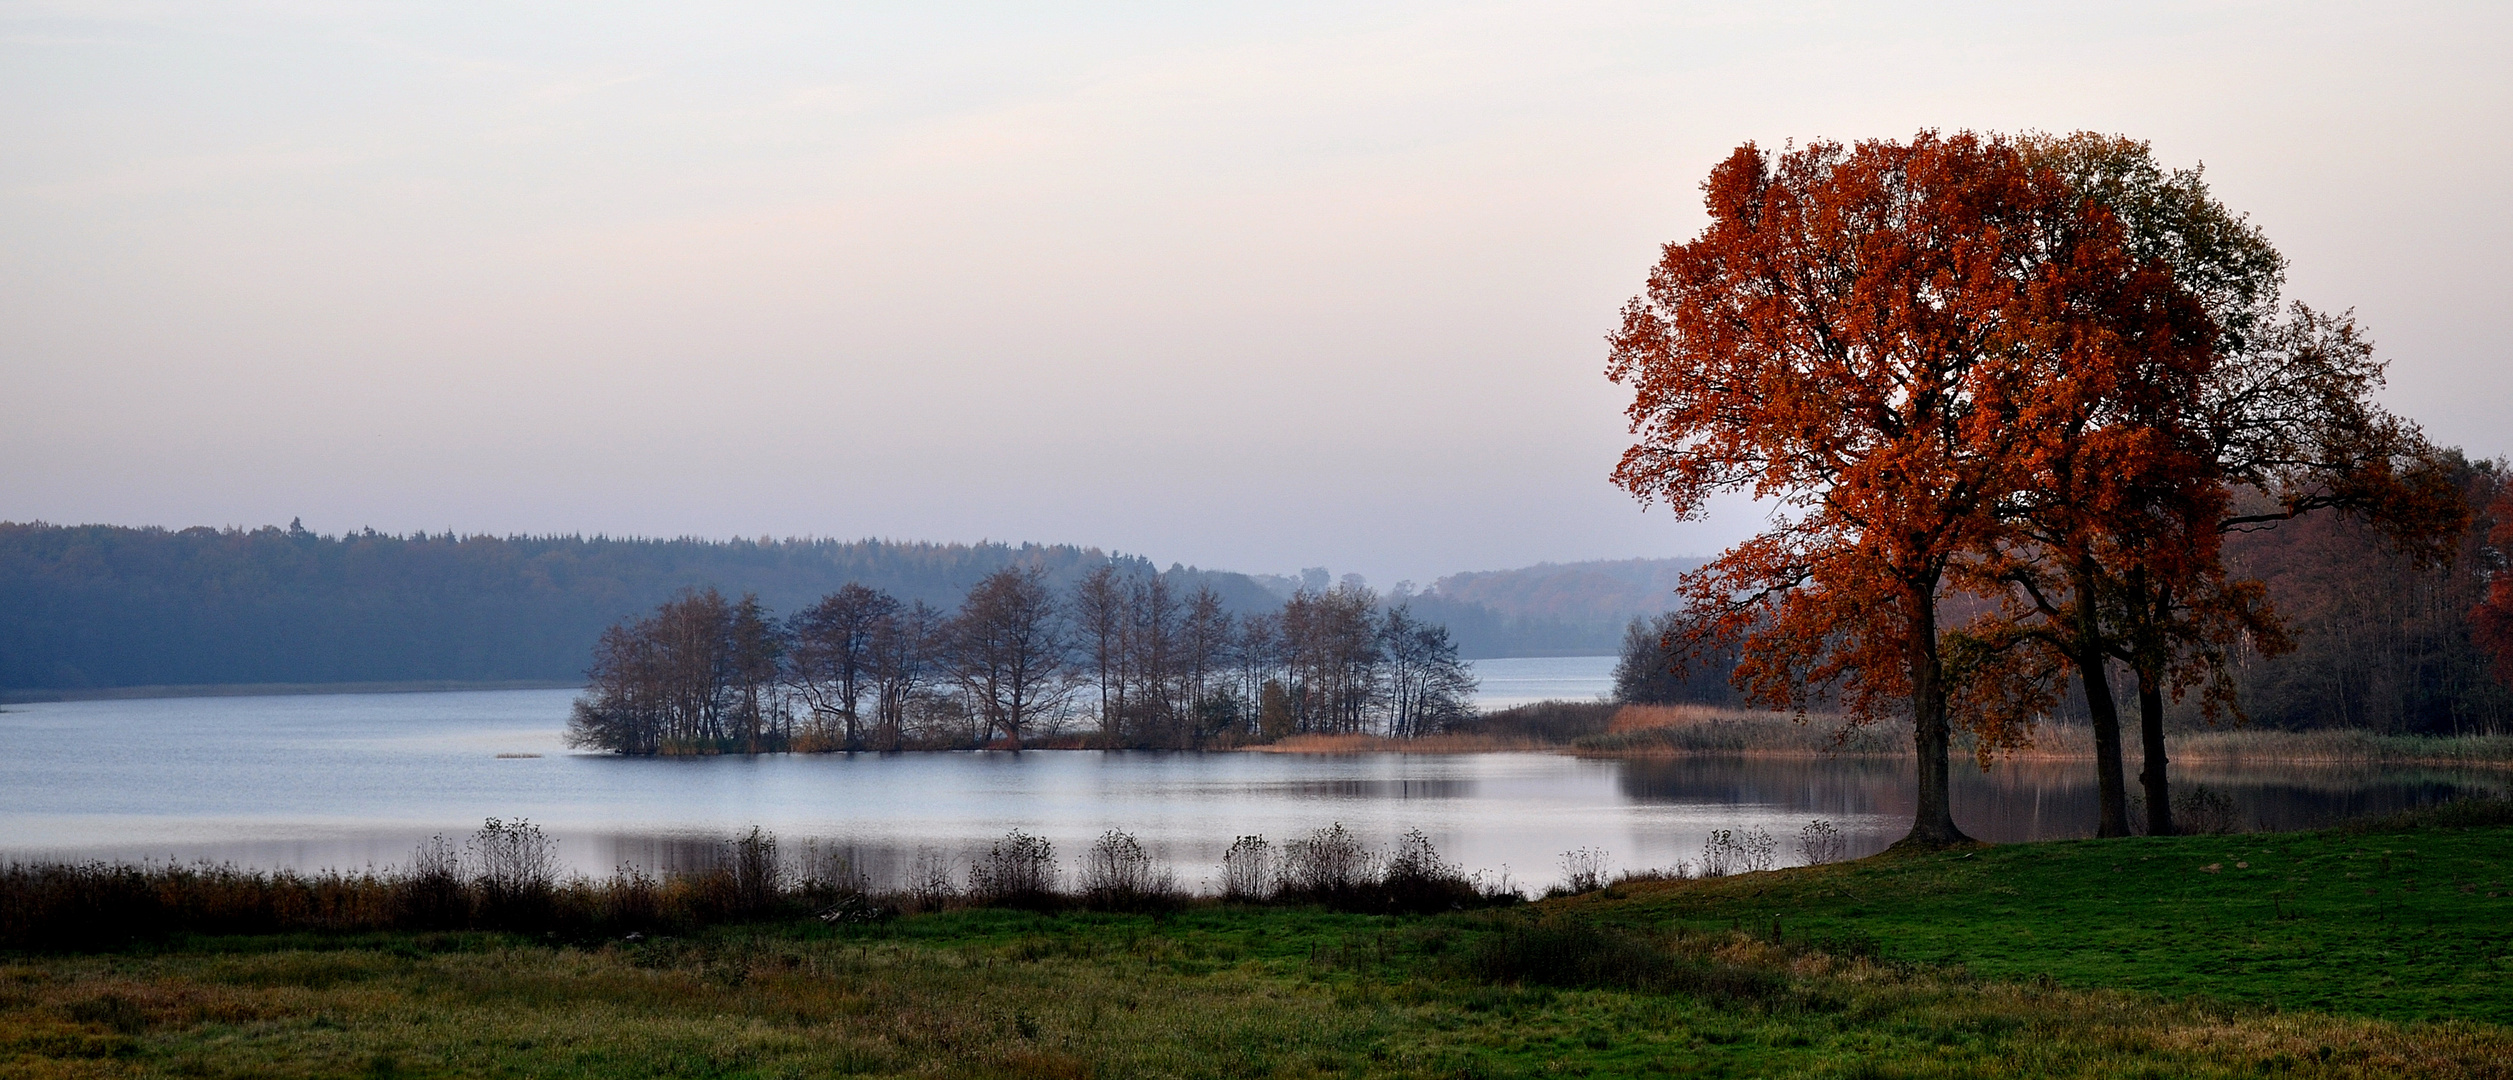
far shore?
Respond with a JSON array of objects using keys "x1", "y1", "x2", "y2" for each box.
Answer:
[
  {"x1": 0, "y1": 678, "x2": 586, "y2": 704},
  {"x1": 5, "y1": 683, "x2": 2503, "y2": 770},
  {"x1": 1249, "y1": 703, "x2": 2513, "y2": 769}
]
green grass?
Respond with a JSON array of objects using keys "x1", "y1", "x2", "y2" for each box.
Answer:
[
  {"x1": 6, "y1": 817, "x2": 2513, "y2": 1078},
  {"x1": 1584, "y1": 821, "x2": 2513, "y2": 1025}
]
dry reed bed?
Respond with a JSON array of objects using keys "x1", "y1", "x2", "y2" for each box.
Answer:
[{"x1": 1574, "y1": 704, "x2": 2513, "y2": 766}]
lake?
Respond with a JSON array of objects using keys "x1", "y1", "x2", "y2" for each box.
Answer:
[{"x1": 2, "y1": 661, "x2": 2501, "y2": 893}]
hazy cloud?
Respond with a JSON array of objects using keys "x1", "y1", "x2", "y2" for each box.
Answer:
[{"x1": 3, "y1": 1, "x2": 2505, "y2": 584}]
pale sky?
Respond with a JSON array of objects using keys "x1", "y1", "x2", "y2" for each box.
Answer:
[{"x1": 4, "y1": 2, "x2": 2506, "y2": 586}]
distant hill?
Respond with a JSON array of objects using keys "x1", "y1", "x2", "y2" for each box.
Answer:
[
  {"x1": 0, "y1": 520, "x2": 1700, "y2": 691},
  {"x1": 0, "y1": 522, "x2": 1275, "y2": 693},
  {"x1": 1404, "y1": 558, "x2": 1702, "y2": 658}
]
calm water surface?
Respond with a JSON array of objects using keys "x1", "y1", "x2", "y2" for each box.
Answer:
[
  {"x1": 1470, "y1": 655, "x2": 1617, "y2": 709},
  {"x1": 2, "y1": 681, "x2": 2500, "y2": 892}
]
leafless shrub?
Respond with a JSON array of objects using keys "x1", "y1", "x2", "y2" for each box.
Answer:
[
  {"x1": 469, "y1": 818, "x2": 558, "y2": 924},
  {"x1": 2175, "y1": 785, "x2": 2242, "y2": 835},
  {"x1": 1700, "y1": 826, "x2": 1776, "y2": 877},
  {"x1": 906, "y1": 846, "x2": 958, "y2": 912},
  {"x1": 791, "y1": 840, "x2": 871, "y2": 905},
  {"x1": 1556, "y1": 847, "x2": 1613, "y2": 894},
  {"x1": 968, "y1": 830, "x2": 1058, "y2": 906},
  {"x1": 603, "y1": 865, "x2": 661, "y2": 929},
  {"x1": 732, "y1": 826, "x2": 780, "y2": 915},
  {"x1": 1221, "y1": 835, "x2": 1274, "y2": 901},
  {"x1": 397, "y1": 834, "x2": 467, "y2": 928},
  {"x1": 1382, "y1": 829, "x2": 1477, "y2": 912},
  {"x1": 1738, "y1": 826, "x2": 1778, "y2": 872},
  {"x1": 1078, "y1": 829, "x2": 1176, "y2": 909},
  {"x1": 1277, "y1": 823, "x2": 1375, "y2": 902},
  {"x1": 1699, "y1": 829, "x2": 1737, "y2": 878},
  {"x1": 1797, "y1": 819, "x2": 1846, "y2": 865}
]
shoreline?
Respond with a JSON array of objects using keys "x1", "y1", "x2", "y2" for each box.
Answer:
[
  {"x1": 0, "y1": 678, "x2": 586, "y2": 704},
  {"x1": 1241, "y1": 737, "x2": 2513, "y2": 769}
]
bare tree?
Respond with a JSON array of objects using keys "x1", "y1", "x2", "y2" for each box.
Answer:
[
  {"x1": 1380, "y1": 604, "x2": 1475, "y2": 738},
  {"x1": 947, "y1": 565, "x2": 1072, "y2": 749},
  {"x1": 1280, "y1": 586, "x2": 1380, "y2": 734},
  {"x1": 1126, "y1": 572, "x2": 1182, "y2": 745},
  {"x1": 787, "y1": 583, "x2": 897, "y2": 749},
  {"x1": 1234, "y1": 610, "x2": 1280, "y2": 739},
  {"x1": 1071, "y1": 565, "x2": 1127, "y2": 748},
  {"x1": 725, "y1": 593, "x2": 786, "y2": 754},
  {"x1": 1180, "y1": 585, "x2": 1235, "y2": 743},
  {"x1": 570, "y1": 587, "x2": 747, "y2": 754},
  {"x1": 870, "y1": 600, "x2": 943, "y2": 750}
]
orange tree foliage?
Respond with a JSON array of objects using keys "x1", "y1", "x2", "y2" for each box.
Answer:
[
  {"x1": 2472, "y1": 483, "x2": 2513, "y2": 688},
  {"x1": 1985, "y1": 136, "x2": 2464, "y2": 836},
  {"x1": 1606, "y1": 132, "x2": 2186, "y2": 847},
  {"x1": 1955, "y1": 133, "x2": 2268, "y2": 838}
]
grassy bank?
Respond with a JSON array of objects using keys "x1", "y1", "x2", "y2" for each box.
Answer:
[{"x1": 7, "y1": 808, "x2": 2512, "y2": 1077}]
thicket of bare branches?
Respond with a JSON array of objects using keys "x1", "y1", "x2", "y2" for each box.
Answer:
[{"x1": 568, "y1": 566, "x2": 1476, "y2": 755}]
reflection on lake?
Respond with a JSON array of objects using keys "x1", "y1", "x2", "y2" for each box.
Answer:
[
  {"x1": 1, "y1": 689, "x2": 2501, "y2": 892},
  {"x1": 1615, "y1": 757, "x2": 2505, "y2": 844}
]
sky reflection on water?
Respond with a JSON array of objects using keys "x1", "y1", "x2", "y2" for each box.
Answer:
[{"x1": 1, "y1": 688, "x2": 2501, "y2": 892}]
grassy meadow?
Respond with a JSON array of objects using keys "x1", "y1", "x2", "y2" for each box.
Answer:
[{"x1": 6, "y1": 805, "x2": 2513, "y2": 1078}]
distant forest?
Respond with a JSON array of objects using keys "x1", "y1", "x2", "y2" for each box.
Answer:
[
  {"x1": 1400, "y1": 558, "x2": 1704, "y2": 657},
  {"x1": 0, "y1": 522, "x2": 1675, "y2": 694},
  {"x1": 0, "y1": 523, "x2": 1285, "y2": 692}
]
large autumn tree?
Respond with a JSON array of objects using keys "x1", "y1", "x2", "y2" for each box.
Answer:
[
  {"x1": 1974, "y1": 134, "x2": 2465, "y2": 836},
  {"x1": 1607, "y1": 132, "x2": 2177, "y2": 847},
  {"x1": 1956, "y1": 134, "x2": 2272, "y2": 838}
]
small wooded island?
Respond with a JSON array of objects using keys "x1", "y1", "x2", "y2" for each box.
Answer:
[{"x1": 566, "y1": 567, "x2": 1479, "y2": 755}]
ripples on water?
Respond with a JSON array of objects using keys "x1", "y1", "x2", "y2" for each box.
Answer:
[{"x1": 1, "y1": 686, "x2": 2501, "y2": 892}]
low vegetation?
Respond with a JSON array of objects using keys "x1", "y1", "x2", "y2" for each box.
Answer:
[
  {"x1": 0, "y1": 823, "x2": 1516, "y2": 954},
  {"x1": 5, "y1": 806, "x2": 2512, "y2": 1077},
  {"x1": 1556, "y1": 702, "x2": 2513, "y2": 769}
]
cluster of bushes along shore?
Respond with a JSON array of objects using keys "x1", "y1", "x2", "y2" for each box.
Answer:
[{"x1": 0, "y1": 820, "x2": 1537, "y2": 953}]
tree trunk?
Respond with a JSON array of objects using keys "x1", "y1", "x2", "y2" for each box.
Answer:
[
  {"x1": 2075, "y1": 639, "x2": 2131, "y2": 838},
  {"x1": 2136, "y1": 666, "x2": 2173, "y2": 836},
  {"x1": 1900, "y1": 581, "x2": 1973, "y2": 848}
]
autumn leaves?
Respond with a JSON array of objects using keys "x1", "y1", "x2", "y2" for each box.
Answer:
[{"x1": 1608, "y1": 132, "x2": 2454, "y2": 846}]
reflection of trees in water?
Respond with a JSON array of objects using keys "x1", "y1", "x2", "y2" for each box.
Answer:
[
  {"x1": 1263, "y1": 778, "x2": 1477, "y2": 800},
  {"x1": 595, "y1": 834, "x2": 938, "y2": 892},
  {"x1": 1611, "y1": 757, "x2": 2510, "y2": 843}
]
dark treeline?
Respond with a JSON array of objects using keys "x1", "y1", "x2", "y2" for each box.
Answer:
[
  {"x1": 1612, "y1": 454, "x2": 2513, "y2": 738},
  {"x1": 2222, "y1": 456, "x2": 2512, "y2": 733},
  {"x1": 567, "y1": 564, "x2": 1477, "y2": 754},
  {"x1": 0, "y1": 522, "x2": 1280, "y2": 692}
]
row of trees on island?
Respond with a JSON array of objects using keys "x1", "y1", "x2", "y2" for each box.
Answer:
[
  {"x1": 566, "y1": 566, "x2": 1475, "y2": 754},
  {"x1": 1608, "y1": 130, "x2": 2493, "y2": 844}
]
